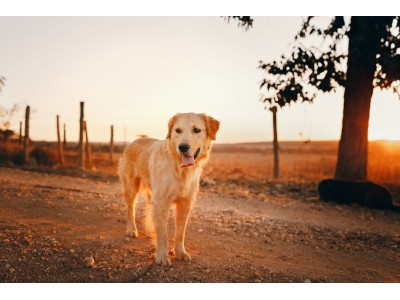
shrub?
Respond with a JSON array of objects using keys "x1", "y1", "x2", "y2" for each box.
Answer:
[
  {"x1": 0, "y1": 141, "x2": 23, "y2": 165},
  {"x1": 30, "y1": 146, "x2": 58, "y2": 167}
]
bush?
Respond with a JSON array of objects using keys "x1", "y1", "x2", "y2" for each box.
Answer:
[
  {"x1": 30, "y1": 146, "x2": 58, "y2": 167},
  {"x1": 0, "y1": 142, "x2": 60, "y2": 167},
  {"x1": 0, "y1": 141, "x2": 23, "y2": 165},
  {"x1": 12, "y1": 151, "x2": 25, "y2": 166}
]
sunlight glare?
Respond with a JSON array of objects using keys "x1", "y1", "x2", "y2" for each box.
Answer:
[{"x1": 368, "y1": 90, "x2": 400, "y2": 141}]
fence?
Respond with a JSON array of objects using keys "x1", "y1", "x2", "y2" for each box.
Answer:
[{"x1": 15, "y1": 101, "x2": 117, "y2": 169}]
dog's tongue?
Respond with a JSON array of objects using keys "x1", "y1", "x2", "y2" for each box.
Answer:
[{"x1": 181, "y1": 155, "x2": 195, "y2": 168}]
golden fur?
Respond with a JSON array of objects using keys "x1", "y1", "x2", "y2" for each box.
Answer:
[{"x1": 118, "y1": 113, "x2": 220, "y2": 265}]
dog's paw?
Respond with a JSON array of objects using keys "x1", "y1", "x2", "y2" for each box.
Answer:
[
  {"x1": 155, "y1": 253, "x2": 171, "y2": 266},
  {"x1": 175, "y1": 250, "x2": 191, "y2": 261},
  {"x1": 126, "y1": 229, "x2": 139, "y2": 238}
]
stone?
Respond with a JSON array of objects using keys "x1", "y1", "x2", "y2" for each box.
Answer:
[{"x1": 83, "y1": 256, "x2": 95, "y2": 267}]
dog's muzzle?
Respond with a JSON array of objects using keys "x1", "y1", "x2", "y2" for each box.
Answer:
[{"x1": 180, "y1": 148, "x2": 201, "y2": 168}]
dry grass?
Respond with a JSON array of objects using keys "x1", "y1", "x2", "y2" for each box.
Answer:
[
  {"x1": 2, "y1": 140, "x2": 400, "y2": 185},
  {"x1": 205, "y1": 141, "x2": 400, "y2": 185}
]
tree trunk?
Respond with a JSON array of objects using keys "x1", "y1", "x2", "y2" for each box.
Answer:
[{"x1": 335, "y1": 17, "x2": 383, "y2": 180}]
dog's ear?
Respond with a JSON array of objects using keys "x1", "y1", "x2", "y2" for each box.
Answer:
[
  {"x1": 166, "y1": 115, "x2": 178, "y2": 139},
  {"x1": 201, "y1": 114, "x2": 220, "y2": 140}
]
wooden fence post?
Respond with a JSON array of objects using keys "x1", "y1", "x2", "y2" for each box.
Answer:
[
  {"x1": 63, "y1": 123, "x2": 67, "y2": 150},
  {"x1": 19, "y1": 121, "x2": 22, "y2": 144},
  {"x1": 23, "y1": 105, "x2": 30, "y2": 164},
  {"x1": 109, "y1": 125, "x2": 114, "y2": 166},
  {"x1": 83, "y1": 121, "x2": 91, "y2": 168},
  {"x1": 56, "y1": 115, "x2": 65, "y2": 166},
  {"x1": 269, "y1": 106, "x2": 279, "y2": 179},
  {"x1": 79, "y1": 101, "x2": 84, "y2": 168}
]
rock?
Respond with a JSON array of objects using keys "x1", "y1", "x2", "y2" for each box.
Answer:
[
  {"x1": 9, "y1": 268, "x2": 16, "y2": 273},
  {"x1": 83, "y1": 256, "x2": 95, "y2": 267},
  {"x1": 304, "y1": 279, "x2": 311, "y2": 283}
]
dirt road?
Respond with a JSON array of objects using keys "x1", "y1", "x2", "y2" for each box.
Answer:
[{"x1": 0, "y1": 167, "x2": 399, "y2": 282}]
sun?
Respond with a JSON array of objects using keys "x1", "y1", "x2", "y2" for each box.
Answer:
[{"x1": 368, "y1": 90, "x2": 400, "y2": 141}]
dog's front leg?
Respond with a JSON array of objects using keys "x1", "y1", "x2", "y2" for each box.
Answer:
[
  {"x1": 153, "y1": 198, "x2": 171, "y2": 266},
  {"x1": 174, "y1": 199, "x2": 193, "y2": 261}
]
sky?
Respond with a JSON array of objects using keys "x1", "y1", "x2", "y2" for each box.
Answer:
[{"x1": 1, "y1": 16, "x2": 400, "y2": 143}]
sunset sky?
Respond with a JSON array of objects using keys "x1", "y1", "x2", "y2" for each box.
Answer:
[{"x1": 1, "y1": 16, "x2": 400, "y2": 143}]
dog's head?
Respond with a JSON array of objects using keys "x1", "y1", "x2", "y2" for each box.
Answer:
[{"x1": 166, "y1": 113, "x2": 220, "y2": 168}]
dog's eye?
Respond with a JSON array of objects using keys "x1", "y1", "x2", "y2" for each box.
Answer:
[
  {"x1": 193, "y1": 128, "x2": 201, "y2": 134},
  {"x1": 175, "y1": 128, "x2": 182, "y2": 134}
]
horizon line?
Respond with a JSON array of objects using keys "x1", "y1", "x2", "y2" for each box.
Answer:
[{"x1": 26, "y1": 138, "x2": 400, "y2": 144}]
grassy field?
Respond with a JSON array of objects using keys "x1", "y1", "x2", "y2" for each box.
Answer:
[
  {"x1": 2, "y1": 140, "x2": 400, "y2": 185},
  {"x1": 207, "y1": 140, "x2": 400, "y2": 185}
]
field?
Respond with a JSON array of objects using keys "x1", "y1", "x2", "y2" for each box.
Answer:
[
  {"x1": 0, "y1": 140, "x2": 400, "y2": 282},
  {"x1": 4, "y1": 140, "x2": 400, "y2": 184}
]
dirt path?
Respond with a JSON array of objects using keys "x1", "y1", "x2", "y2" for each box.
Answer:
[{"x1": 0, "y1": 167, "x2": 399, "y2": 282}]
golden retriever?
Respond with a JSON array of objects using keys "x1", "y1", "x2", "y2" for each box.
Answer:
[{"x1": 118, "y1": 113, "x2": 220, "y2": 266}]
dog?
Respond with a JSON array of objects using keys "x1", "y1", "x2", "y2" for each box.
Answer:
[
  {"x1": 118, "y1": 112, "x2": 220, "y2": 265},
  {"x1": 318, "y1": 178, "x2": 395, "y2": 210}
]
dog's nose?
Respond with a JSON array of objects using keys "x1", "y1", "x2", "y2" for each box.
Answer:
[{"x1": 178, "y1": 143, "x2": 190, "y2": 154}]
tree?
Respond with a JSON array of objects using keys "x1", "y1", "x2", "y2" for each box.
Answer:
[
  {"x1": 224, "y1": 16, "x2": 253, "y2": 31},
  {"x1": 230, "y1": 16, "x2": 400, "y2": 180},
  {"x1": 0, "y1": 103, "x2": 19, "y2": 141}
]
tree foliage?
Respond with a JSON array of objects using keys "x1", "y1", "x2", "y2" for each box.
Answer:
[
  {"x1": 0, "y1": 103, "x2": 19, "y2": 130},
  {"x1": 0, "y1": 103, "x2": 19, "y2": 141},
  {"x1": 223, "y1": 16, "x2": 253, "y2": 31},
  {"x1": 258, "y1": 17, "x2": 400, "y2": 107}
]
